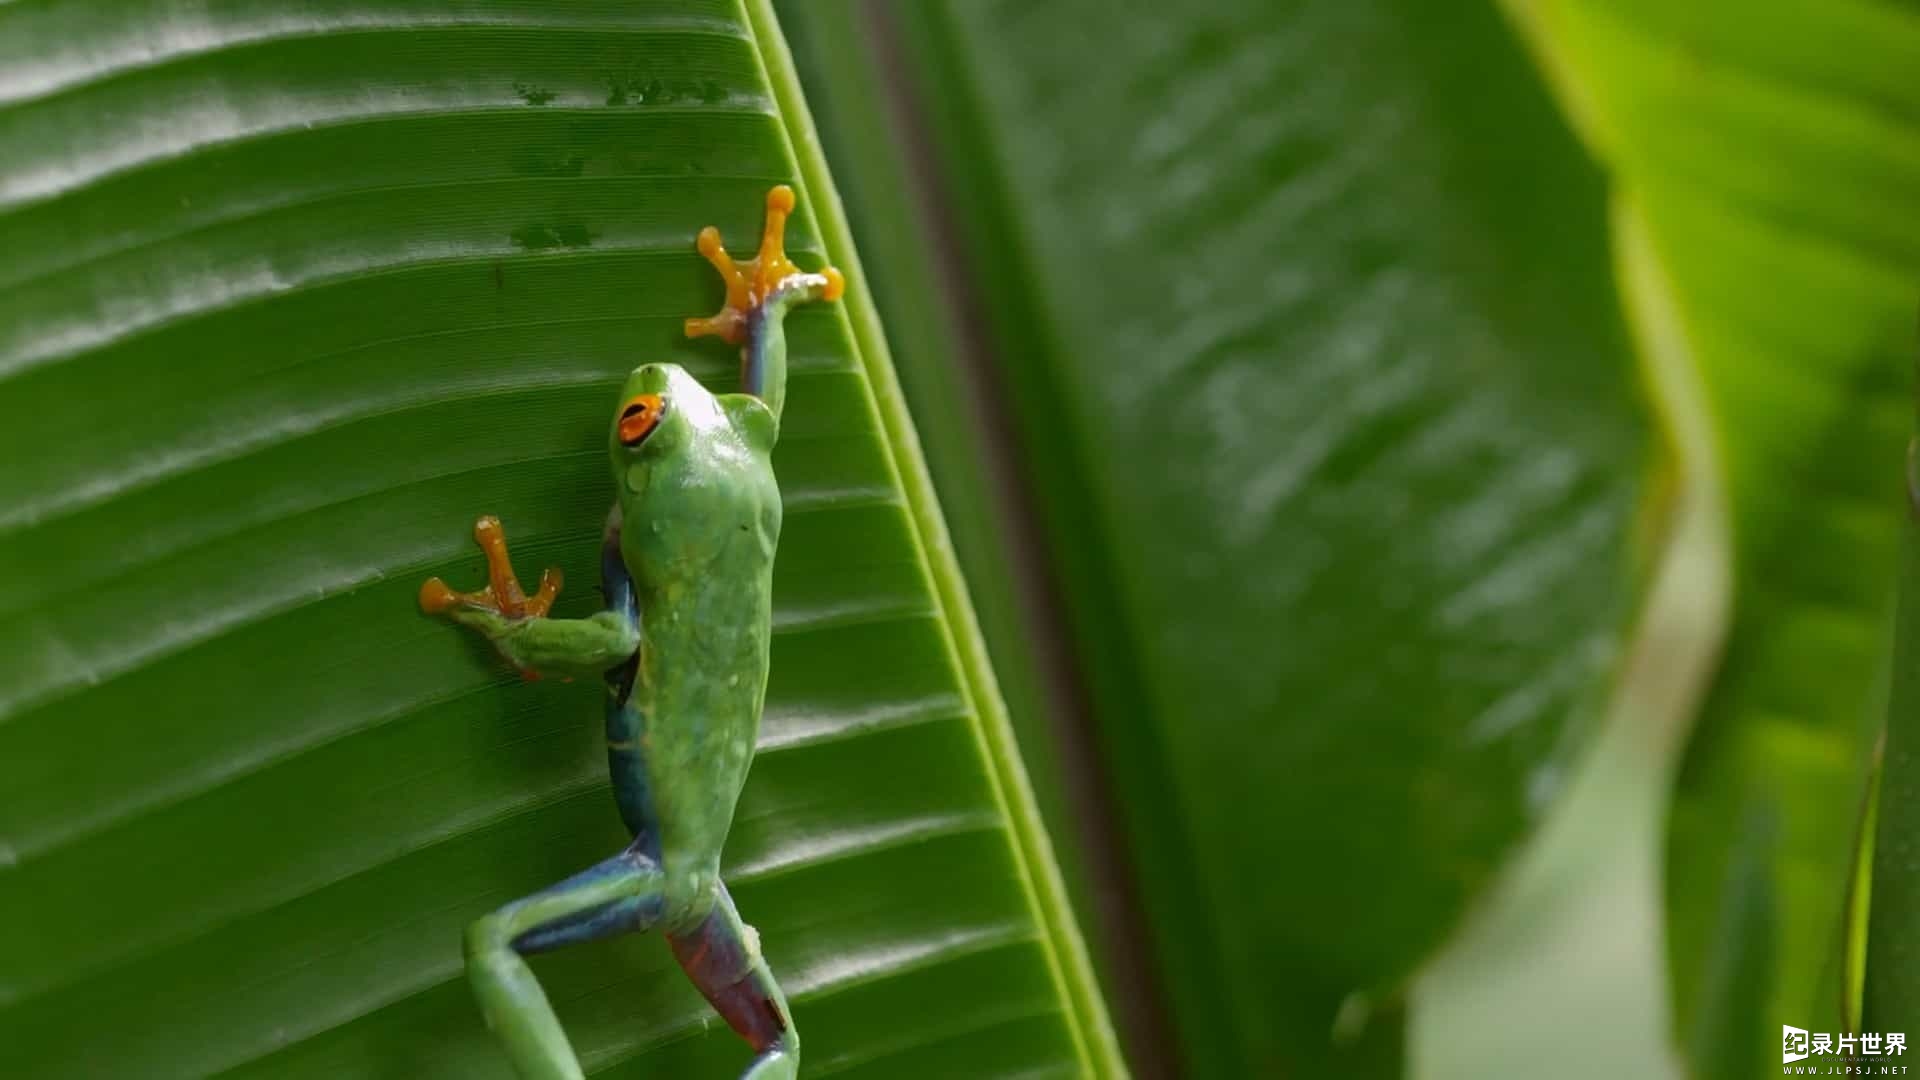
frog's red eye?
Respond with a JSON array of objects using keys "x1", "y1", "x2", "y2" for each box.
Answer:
[{"x1": 618, "y1": 394, "x2": 664, "y2": 446}]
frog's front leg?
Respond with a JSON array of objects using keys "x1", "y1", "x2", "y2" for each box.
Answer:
[
  {"x1": 685, "y1": 184, "x2": 843, "y2": 424},
  {"x1": 420, "y1": 515, "x2": 638, "y2": 679}
]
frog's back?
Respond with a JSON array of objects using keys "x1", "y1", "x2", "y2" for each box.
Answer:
[{"x1": 611, "y1": 419, "x2": 780, "y2": 864}]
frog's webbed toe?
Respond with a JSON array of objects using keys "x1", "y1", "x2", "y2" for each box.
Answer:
[
  {"x1": 684, "y1": 184, "x2": 844, "y2": 346},
  {"x1": 420, "y1": 516, "x2": 563, "y2": 621}
]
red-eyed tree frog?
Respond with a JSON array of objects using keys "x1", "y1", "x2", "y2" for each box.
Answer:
[{"x1": 418, "y1": 186, "x2": 843, "y2": 1080}]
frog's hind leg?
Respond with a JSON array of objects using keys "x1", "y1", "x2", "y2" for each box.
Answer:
[
  {"x1": 465, "y1": 844, "x2": 666, "y2": 1080},
  {"x1": 668, "y1": 883, "x2": 800, "y2": 1080}
]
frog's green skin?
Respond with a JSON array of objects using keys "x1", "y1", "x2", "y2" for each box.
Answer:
[{"x1": 420, "y1": 187, "x2": 839, "y2": 1080}]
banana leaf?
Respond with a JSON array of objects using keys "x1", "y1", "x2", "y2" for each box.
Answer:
[{"x1": 0, "y1": 2, "x2": 1114, "y2": 1076}]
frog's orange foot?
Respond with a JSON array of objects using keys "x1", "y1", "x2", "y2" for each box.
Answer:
[
  {"x1": 419, "y1": 515, "x2": 563, "y2": 619},
  {"x1": 684, "y1": 184, "x2": 845, "y2": 346}
]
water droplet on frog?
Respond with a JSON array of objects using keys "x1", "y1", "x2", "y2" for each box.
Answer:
[{"x1": 728, "y1": 674, "x2": 739, "y2": 687}]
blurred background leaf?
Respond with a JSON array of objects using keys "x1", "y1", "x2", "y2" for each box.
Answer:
[
  {"x1": 1867, "y1": 447, "x2": 1920, "y2": 1032},
  {"x1": 0, "y1": 1, "x2": 1113, "y2": 1077},
  {"x1": 787, "y1": 0, "x2": 1920, "y2": 1077},
  {"x1": 785, "y1": 1, "x2": 1654, "y2": 1074},
  {"x1": 1497, "y1": 1, "x2": 1918, "y2": 1068}
]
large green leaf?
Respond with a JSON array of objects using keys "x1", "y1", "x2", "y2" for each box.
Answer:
[
  {"x1": 0, "y1": 2, "x2": 1113, "y2": 1076},
  {"x1": 1501, "y1": 0, "x2": 1920, "y2": 1062},
  {"x1": 793, "y1": 1, "x2": 1654, "y2": 1074}
]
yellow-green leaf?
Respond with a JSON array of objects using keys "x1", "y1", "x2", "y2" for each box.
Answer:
[{"x1": 1506, "y1": 0, "x2": 1920, "y2": 1062}]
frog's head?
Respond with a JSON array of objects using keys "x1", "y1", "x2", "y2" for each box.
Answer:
[{"x1": 609, "y1": 362, "x2": 719, "y2": 486}]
